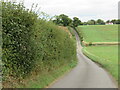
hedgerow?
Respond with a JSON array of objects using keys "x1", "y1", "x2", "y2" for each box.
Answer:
[
  {"x1": 2, "y1": 1, "x2": 76, "y2": 87},
  {"x1": 2, "y1": 1, "x2": 38, "y2": 79}
]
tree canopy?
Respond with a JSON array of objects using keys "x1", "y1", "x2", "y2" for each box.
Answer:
[
  {"x1": 52, "y1": 14, "x2": 120, "y2": 26},
  {"x1": 53, "y1": 14, "x2": 72, "y2": 26},
  {"x1": 72, "y1": 17, "x2": 82, "y2": 27},
  {"x1": 96, "y1": 19, "x2": 105, "y2": 25}
]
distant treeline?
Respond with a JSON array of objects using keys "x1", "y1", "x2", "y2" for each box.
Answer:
[{"x1": 52, "y1": 14, "x2": 120, "y2": 27}]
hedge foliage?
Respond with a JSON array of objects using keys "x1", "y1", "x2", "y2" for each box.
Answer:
[
  {"x1": 2, "y1": 1, "x2": 76, "y2": 83},
  {"x1": 2, "y1": 2, "x2": 38, "y2": 78}
]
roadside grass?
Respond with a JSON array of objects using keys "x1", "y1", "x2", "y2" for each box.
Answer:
[
  {"x1": 77, "y1": 25, "x2": 118, "y2": 42},
  {"x1": 82, "y1": 45, "x2": 118, "y2": 81},
  {"x1": 14, "y1": 58, "x2": 77, "y2": 88},
  {"x1": 16, "y1": 59, "x2": 77, "y2": 88},
  {"x1": 68, "y1": 27, "x2": 76, "y2": 40}
]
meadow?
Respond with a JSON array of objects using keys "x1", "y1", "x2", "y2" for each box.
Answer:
[
  {"x1": 77, "y1": 25, "x2": 118, "y2": 42},
  {"x1": 82, "y1": 46, "x2": 118, "y2": 81}
]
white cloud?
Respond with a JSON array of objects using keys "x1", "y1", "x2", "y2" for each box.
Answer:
[{"x1": 17, "y1": 0, "x2": 119, "y2": 21}]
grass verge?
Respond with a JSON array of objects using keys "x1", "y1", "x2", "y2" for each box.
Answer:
[{"x1": 15, "y1": 60, "x2": 77, "y2": 88}]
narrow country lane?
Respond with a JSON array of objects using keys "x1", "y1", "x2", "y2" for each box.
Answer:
[{"x1": 49, "y1": 29, "x2": 117, "y2": 88}]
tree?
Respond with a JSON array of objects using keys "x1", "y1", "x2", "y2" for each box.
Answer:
[
  {"x1": 60, "y1": 14, "x2": 72, "y2": 26},
  {"x1": 53, "y1": 15, "x2": 61, "y2": 25},
  {"x1": 83, "y1": 22, "x2": 87, "y2": 25},
  {"x1": 96, "y1": 19, "x2": 105, "y2": 25},
  {"x1": 53, "y1": 14, "x2": 72, "y2": 26},
  {"x1": 111, "y1": 19, "x2": 117, "y2": 24},
  {"x1": 72, "y1": 17, "x2": 81, "y2": 27},
  {"x1": 87, "y1": 20, "x2": 96, "y2": 25},
  {"x1": 116, "y1": 19, "x2": 120, "y2": 24},
  {"x1": 106, "y1": 20, "x2": 111, "y2": 23}
]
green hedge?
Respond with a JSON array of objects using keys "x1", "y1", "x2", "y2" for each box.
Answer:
[
  {"x1": 2, "y1": 2, "x2": 38, "y2": 78},
  {"x1": 2, "y1": 1, "x2": 76, "y2": 87}
]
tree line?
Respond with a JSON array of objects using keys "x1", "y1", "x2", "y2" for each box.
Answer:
[{"x1": 52, "y1": 14, "x2": 120, "y2": 27}]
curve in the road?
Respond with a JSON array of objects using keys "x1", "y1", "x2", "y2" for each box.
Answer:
[{"x1": 49, "y1": 29, "x2": 117, "y2": 88}]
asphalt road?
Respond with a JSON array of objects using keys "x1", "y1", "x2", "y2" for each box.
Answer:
[{"x1": 49, "y1": 29, "x2": 117, "y2": 88}]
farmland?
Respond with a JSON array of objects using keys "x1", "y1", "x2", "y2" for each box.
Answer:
[
  {"x1": 77, "y1": 25, "x2": 118, "y2": 42},
  {"x1": 76, "y1": 25, "x2": 118, "y2": 82}
]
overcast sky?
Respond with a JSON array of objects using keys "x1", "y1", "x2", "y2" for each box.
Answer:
[{"x1": 17, "y1": 0, "x2": 119, "y2": 21}]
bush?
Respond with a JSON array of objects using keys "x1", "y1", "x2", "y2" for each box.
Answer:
[
  {"x1": 89, "y1": 42, "x2": 92, "y2": 46},
  {"x1": 2, "y1": 1, "x2": 38, "y2": 78},
  {"x1": 33, "y1": 20, "x2": 76, "y2": 73},
  {"x1": 2, "y1": 1, "x2": 76, "y2": 87}
]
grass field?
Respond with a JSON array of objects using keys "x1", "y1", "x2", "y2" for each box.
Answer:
[
  {"x1": 77, "y1": 25, "x2": 118, "y2": 42},
  {"x1": 82, "y1": 45, "x2": 118, "y2": 81},
  {"x1": 77, "y1": 25, "x2": 119, "y2": 85}
]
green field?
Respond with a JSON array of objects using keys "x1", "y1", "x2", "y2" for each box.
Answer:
[
  {"x1": 82, "y1": 45, "x2": 118, "y2": 81},
  {"x1": 78, "y1": 25, "x2": 119, "y2": 84},
  {"x1": 77, "y1": 25, "x2": 118, "y2": 42}
]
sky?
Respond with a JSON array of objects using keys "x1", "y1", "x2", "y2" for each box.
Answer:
[{"x1": 16, "y1": 0, "x2": 119, "y2": 21}]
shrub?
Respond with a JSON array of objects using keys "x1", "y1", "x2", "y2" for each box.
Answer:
[
  {"x1": 2, "y1": 1, "x2": 76, "y2": 87},
  {"x1": 89, "y1": 42, "x2": 92, "y2": 46},
  {"x1": 2, "y1": 1, "x2": 38, "y2": 78},
  {"x1": 33, "y1": 20, "x2": 76, "y2": 72}
]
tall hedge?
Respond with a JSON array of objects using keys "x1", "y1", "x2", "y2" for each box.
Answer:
[
  {"x1": 2, "y1": 2, "x2": 38, "y2": 78},
  {"x1": 2, "y1": 1, "x2": 76, "y2": 83},
  {"x1": 33, "y1": 20, "x2": 76, "y2": 72}
]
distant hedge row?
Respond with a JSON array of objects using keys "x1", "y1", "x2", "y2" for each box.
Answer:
[{"x1": 2, "y1": 1, "x2": 76, "y2": 83}]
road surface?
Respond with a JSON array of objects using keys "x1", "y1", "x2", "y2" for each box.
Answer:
[{"x1": 49, "y1": 29, "x2": 117, "y2": 88}]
